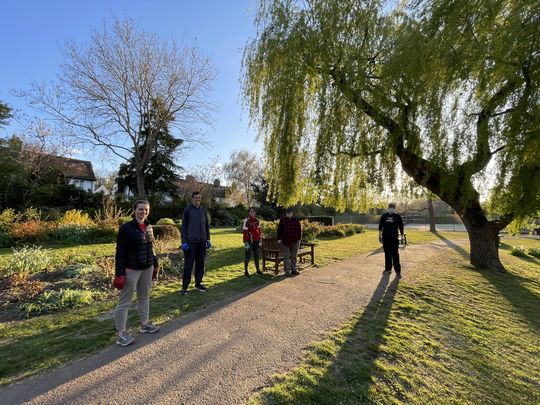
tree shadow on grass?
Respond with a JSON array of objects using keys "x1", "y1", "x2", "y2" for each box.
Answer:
[
  {"x1": 476, "y1": 268, "x2": 540, "y2": 334},
  {"x1": 0, "y1": 245, "x2": 289, "y2": 402},
  {"x1": 433, "y1": 232, "x2": 469, "y2": 260},
  {"x1": 258, "y1": 273, "x2": 399, "y2": 404}
]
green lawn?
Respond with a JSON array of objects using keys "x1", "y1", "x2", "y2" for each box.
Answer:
[
  {"x1": 0, "y1": 228, "x2": 383, "y2": 385},
  {"x1": 249, "y1": 238, "x2": 540, "y2": 405},
  {"x1": 0, "y1": 227, "x2": 538, "y2": 396}
]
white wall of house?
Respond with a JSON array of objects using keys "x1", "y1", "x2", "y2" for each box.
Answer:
[{"x1": 69, "y1": 178, "x2": 95, "y2": 193}]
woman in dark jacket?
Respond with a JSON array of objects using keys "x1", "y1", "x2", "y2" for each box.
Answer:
[{"x1": 113, "y1": 200, "x2": 160, "y2": 346}]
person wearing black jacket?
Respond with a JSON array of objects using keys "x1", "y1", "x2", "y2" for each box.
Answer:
[
  {"x1": 180, "y1": 191, "x2": 211, "y2": 295},
  {"x1": 113, "y1": 200, "x2": 160, "y2": 346},
  {"x1": 378, "y1": 202, "x2": 404, "y2": 277}
]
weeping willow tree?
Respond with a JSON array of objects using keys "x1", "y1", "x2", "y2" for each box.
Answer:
[{"x1": 243, "y1": 0, "x2": 539, "y2": 271}]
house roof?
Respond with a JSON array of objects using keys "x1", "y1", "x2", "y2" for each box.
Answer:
[
  {"x1": 49, "y1": 156, "x2": 97, "y2": 181},
  {"x1": 174, "y1": 178, "x2": 229, "y2": 198}
]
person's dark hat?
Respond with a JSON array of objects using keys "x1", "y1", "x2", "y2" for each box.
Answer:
[
  {"x1": 388, "y1": 202, "x2": 396, "y2": 208},
  {"x1": 285, "y1": 207, "x2": 294, "y2": 213}
]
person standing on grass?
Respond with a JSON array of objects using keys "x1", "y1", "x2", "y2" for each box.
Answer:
[
  {"x1": 242, "y1": 207, "x2": 263, "y2": 276},
  {"x1": 113, "y1": 200, "x2": 160, "y2": 347},
  {"x1": 180, "y1": 191, "x2": 211, "y2": 296},
  {"x1": 378, "y1": 202, "x2": 404, "y2": 278},
  {"x1": 277, "y1": 207, "x2": 302, "y2": 275}
]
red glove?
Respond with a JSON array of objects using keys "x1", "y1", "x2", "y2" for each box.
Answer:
[
  {"x1": 113, "y1": 275, "x2": 126, "y2": 290},
  {"x1": 152, "y1": 266, "x2": 158, "y2": 280}
]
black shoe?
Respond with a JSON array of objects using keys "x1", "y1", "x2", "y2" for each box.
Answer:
[
  {"x1": 396, "y1": 273, "x2": 402, "y2": 278},
  {"x1": 383, "y1": 269, "x2": 391, "y2": 274},
  {"x1": 244, "y1": 270, "x2": 250, "y2": 276},
  {"x1": 180, "y1": 289, "x2": 188, "y2": 296},
  {"x1": 256, "y1": 270, "x2": 263, "y2": 275},
  {"x1": 195, "y1": 284, "x2": 208, "y2": 292},
  {"x1": 291, "y1": 270, "x2": 300, "y2": 275}
]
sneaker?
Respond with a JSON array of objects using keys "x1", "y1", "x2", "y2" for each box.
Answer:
[
  {"x1": 396, "y1": 273, "x2": 402, "y2": 278},
  {"x1": 195, "y1": 284, "x2": 208, "y2": 292},
  {"x1": 285, "y1": 272, "x2": 292, "y2": 276},
  {"x1": 140, "y1": 323, "x2": 160, "y2": 334},
  {"x1": 180, "y1": 289, "x2": 188, "y2": 296},
  {"x1": 291, "y1": 270, "x2": 300, "y2": 275},
  {"x1": 116, "y1": 332, "x2": 135, "y2": 347}
]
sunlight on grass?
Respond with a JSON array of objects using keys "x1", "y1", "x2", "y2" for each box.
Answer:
[{"x1": 249, "y1": 244, "x2": 540, "y2": 405}]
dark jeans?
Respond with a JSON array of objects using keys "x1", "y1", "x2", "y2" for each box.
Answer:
[
  {"x1": 183, "y1": 241, "x2": 206, "y2": 289},
  {"x1": 244, "y1": 240, "x2": 261, "y2": 272},
  {"x1": 383, "y1": 237, "x2": 401, "y2": 273}
]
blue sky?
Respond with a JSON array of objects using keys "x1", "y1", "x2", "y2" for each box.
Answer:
[{"x1": 0, "y1": 0, "x2": 260, "y2": 177}]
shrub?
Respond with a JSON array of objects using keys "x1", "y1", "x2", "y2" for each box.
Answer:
[
  {"x1": 153, "y1": 225, "x2": 181, "y2": 241},
  {"x1": 59, "y1": 209, "x2": 93, "y2": 226},
  {"x1": 64, "y1": 263, "x2": 100, "y2": 278},
  {"x1": 156, "y1": 218, "x2": 176, "y2": 225},
  {"x1": 510, "y1": 246, "x2": 528, "y2": 257},
  {"x1": 118, "y1": 216, "x2": 132, "y2": 225},
  {"x1": 0, "y1": 231, "x2": 13, "y2": 248},
  {"x1": 5, "y1": 246, "x2": 56, "y2": 276},
  {"x1": 159, "y1": 256, "x2": 183, "y2": 276},
  {"x1": 21, "y1": 207, "x2": 41, "y2": 221},
  {"x1": 10, "y1": 221, "x2": 48, "y2": 243},
  {"x1": 259, "y1": 205, "x2": 278, "y2": 220},
  {"x1": 18, "y1": 288, "x2": 105, "y2": 317},
  {"x1": 0, "y1": 208, "x2": 20, "y2": 232},
  {"x1": 260, "y1": 220, "x2": 279, "y2": 239},
  {"x1": 301, "y1": 220, "x2": 322, "y2": 243},
  {"x1": 86, "y1": 225, "x2": 118, "y2": 243},
  {"x1": 53, "y1": 224, "x2": 92, "y2": 244}
]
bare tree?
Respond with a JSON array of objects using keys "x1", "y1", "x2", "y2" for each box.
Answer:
[
  {"x1": 22, "y1": 17, "x2": 216, "y2": 196},
  {"x1": 223, "y1": 149, "x2": 262, "y2": 207}
]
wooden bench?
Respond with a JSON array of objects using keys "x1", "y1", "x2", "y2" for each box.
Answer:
[{"x1": 261, "y1": 237, "x2": 315, "y2": 274}]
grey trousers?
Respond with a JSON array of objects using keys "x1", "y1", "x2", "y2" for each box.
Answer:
[
  {"x1": 281, "y1": 242, "x2": 300, "y2": 273},
  {"x1": 114, "y1": 266, "x2": 153, "y2": 332}
]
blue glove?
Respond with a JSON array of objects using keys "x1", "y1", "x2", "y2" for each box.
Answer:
[
  {"x1": 181, "y1": 242, "x2": 189, "y2": 251},
  {"x1": 206, "y1": 240, "x2": 212, "y2": 249}
]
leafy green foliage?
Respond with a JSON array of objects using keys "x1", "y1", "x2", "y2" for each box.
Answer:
[
  {"x1": 4, "y1": 246, "x2": 57, "y2": 276},
  {"x1": 243, "y1": 0, "x2": 539, "y2": 270},
  {"x1": 0, "y1": 101, "x2": 12, "y2": 127},
  {"x1": 18, "y1": 289, "x2": 105, "y2": 317},
  {"x1": 152, "y1": 225, "x2": 180, "y2": 241},
  {"x1": 156, "y1": 217, "x2": 176, "y2": 225}
]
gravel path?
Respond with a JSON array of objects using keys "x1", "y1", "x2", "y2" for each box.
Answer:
[{"x1": 1, "y1": 239, "x2": 464, "y2": 405}]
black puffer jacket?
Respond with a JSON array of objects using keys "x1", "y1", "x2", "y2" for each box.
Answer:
[{"x1": 115, "y1": 219, "x2": 158, "y2": 276}]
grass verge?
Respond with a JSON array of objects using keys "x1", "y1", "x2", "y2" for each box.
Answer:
[{"x1": 249, "y1": 241, "x2": 540, "y2": 405}]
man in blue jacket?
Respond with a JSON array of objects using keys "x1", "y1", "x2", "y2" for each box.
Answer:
[
  {"x1": 180, "y1": 191, "x2": 211, "y2": 295},
  {"x1": 378, "y1": 202, "x2": 404, "y2": 277}
]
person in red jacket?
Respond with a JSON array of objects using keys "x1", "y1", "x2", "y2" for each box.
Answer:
[
  {"x1": 242, "y1": 207, "x2": 263, "y2": 276},
  {"x1": 277, "y1": 208, "x2": 302, "y2": 275}
]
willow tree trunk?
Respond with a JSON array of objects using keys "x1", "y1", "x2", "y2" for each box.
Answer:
[{"x1": 461, "y1": 209, "x2": 505, "y2": 272}]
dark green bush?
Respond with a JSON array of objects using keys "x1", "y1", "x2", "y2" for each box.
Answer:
[
  {"x1": 0, "y1": 231, "x2": 13, "y2": 247},
  {"x1": 152, "y1": 225, "x2": 180, "y2": 241}
]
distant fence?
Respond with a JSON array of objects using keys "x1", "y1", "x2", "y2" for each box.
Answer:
[{"x1": 334, "y1": 213, "x2": 464, "y2": 231}]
